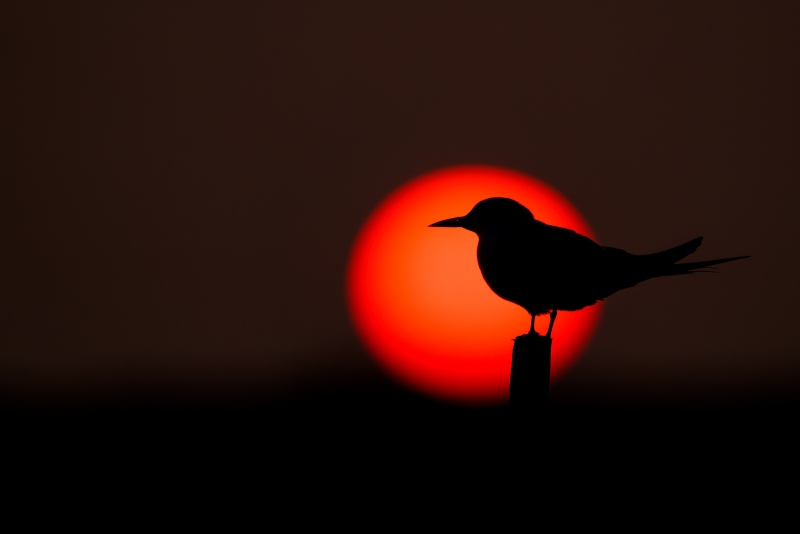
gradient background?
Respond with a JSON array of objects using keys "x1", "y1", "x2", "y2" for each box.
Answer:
[{"x1": 1, "y1": 2, "x2": 798, "y2": 432}]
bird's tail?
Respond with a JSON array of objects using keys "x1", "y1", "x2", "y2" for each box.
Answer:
[
  {"x1": 644, "y1": 236, "x2": 704, "y2": 264},
  {"x1": 663, "y1": 255, "x2": 750, "y2": 275},
  {"x1": 641, "y1": 236, "x2": 749, "y2": 277}
]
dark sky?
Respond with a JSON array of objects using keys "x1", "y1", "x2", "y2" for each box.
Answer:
[{"x1": 2, "y1": 1, "x2": 798, "y2": 417}]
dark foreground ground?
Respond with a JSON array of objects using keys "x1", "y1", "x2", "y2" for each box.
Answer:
[
  {"x1": 3, "y1": 381, "x2": 797, "y2": 519},
  {"x1": 4, "y1": 380, "x2": 798, "y2": 456}
]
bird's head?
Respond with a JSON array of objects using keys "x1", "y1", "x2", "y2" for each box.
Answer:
[{"x1": 429, "y1": 197, "x2": 534, "y2": 234}]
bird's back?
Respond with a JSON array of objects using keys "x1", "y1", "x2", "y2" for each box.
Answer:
[{"x1": 476, "y1": 219, "x2": 733, "y2": 315}]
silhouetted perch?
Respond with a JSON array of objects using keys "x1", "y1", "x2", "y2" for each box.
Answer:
[{"x1": 509, "y1": 334, "x2": 551, "y2": 411}]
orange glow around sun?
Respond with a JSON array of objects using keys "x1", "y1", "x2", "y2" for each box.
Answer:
[{"x1": 347, "y1": 165, "x2": 603, "y2": 404}]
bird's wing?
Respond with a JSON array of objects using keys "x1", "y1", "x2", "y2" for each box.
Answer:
[
  {"x1": 597, "y1": 245, "x2": 643, "y2": 295},
  {"x1": 537, "y1": 223, "x2": 605, "y2": 262},
  {"x1": 536, "y1": 223, "x2": 608, "y2": 282},
  {"x1": 533, "y1": 224, "x2": 613, "y2": 310}
]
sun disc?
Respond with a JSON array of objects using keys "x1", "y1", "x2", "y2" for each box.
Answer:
[{"x1": 347, "y1": 165, "x2": 602, "y2": 404}]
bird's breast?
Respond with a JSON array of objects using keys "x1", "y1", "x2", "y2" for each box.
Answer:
[{"x1": 476, "y1": 232, "x2": 546, "y2": 312}]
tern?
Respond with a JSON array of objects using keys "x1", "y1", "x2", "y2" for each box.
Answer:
[{"x1": 430, "y1": 197, "x2": 748, "y2": 338}]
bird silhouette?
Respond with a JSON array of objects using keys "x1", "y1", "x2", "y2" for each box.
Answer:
[{"x1": 430, "y1": 197, "x2": 748, "y2": 338}]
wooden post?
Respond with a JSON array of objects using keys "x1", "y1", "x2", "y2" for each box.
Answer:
[{"x1": 509, "y1": 334, "x2": 551, "y2": 411}]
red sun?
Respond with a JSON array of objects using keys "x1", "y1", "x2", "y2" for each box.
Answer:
[{"x1": 347, "y1": 165, "x2": 602, "y2": 404}]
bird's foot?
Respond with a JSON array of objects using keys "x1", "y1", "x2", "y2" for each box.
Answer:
[
  {"x1": 527, "y1": 316, "x2": 542, "y2": 336},
  {"x1": 526, "y1": 326, "x2": 544, "y2": 337},
  {"x1": 545, "y1": 310, "x2": 557, "y2": 339}
]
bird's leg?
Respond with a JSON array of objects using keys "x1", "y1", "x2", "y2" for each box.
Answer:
[
  {"x1": 545, "y1": 310, "x2": 557, "y2": 338},
  {"x1": 528, "y1": 314, "x2": 539, "y2": 336}
]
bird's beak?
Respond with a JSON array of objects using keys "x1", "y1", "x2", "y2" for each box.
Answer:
[{"x1": 429, "y1": 216, "x2": 464, "y2": 228}]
